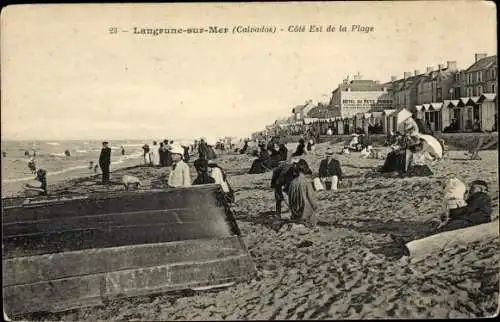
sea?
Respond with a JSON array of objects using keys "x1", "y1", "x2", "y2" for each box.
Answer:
[{"x1": 1, "y1": 139, "x2": 194, "y2": 197}]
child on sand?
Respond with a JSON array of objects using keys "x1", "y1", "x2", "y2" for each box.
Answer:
[{"x1": 167, "y1": 144, "x2": 191, "y2": 188}]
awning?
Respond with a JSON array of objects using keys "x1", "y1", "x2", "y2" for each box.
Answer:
[
  {"x1": 415, "y1": 105, "x2": 423, "y2": 111},
  {"x1": 469, "y1": 96, "x2": 481, "y2": 104},
  {"x1": 460, "y1": 97, "x2": 471, "y2": 105},
  {"x1": 479, "y1": 93, "x2": 497, "y2": 103},
  {"x1": 422, "y1": 104, "x2": 431, "y2": 111},
  {"x1": 429, "y1": 102, "x2": 443, "y2": 111},
  {"x1": 371, "y1": 112, "x2": 384, "y2": 118},
  {"x1": 383, "y1": 109, "x2": 397, "y2": 116},
  {"x1": 303, "y1": 118, "x2": 320, "y2": 124},
  {"x1": 443, "y1": 100, "x2": 457, "y2": 108},
  {"x1": 364, "y1": 113, "x2": 372, "y2": 119}
]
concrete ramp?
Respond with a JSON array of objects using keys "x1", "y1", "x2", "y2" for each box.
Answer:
[{"x1": 2, "y1": 185, "x2": 255, "y2": 316}]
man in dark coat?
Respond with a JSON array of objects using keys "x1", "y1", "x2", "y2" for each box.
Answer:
[
  {"x1": 271, "y1": 158, "x2": 298, "y2": 216},
  {"x1": 198, "y1": 138, "x2": 210, "y2": 160},
  {"x1": 99, "y1": 141, "x2": 112, "y2": 184},
  {"x1": 318, "y1": 148, "x2": 343, "y2": 190}
]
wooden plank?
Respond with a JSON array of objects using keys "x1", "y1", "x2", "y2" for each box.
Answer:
[
  {"x1": 2, "y1": 187, "x2": 223, "y2": 223},
  {"x1": 102, "y1": 255, "x2": 255, "y2": 298},
  {"x1": 3, "y1": 221, "x2": 233, "y2": 259},
  {"x1": 3, "y1": 274, "x2": 103, "y2": 316},
  {"x1": 3, "y1": 236, "x2": 244, "y2": 286},
  {"x1": 3, "y1": 254, "x2": 255, "y2": 316},
  {"x1": 3, "y1": 208, "x2": 219, "y2": 236},
  {"x1": 405, "y1": 220, "x2": 499, "y2": 263}
]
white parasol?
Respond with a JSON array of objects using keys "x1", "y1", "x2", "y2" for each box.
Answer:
[
  {"x1": 396, "y1": 109, "x2": 412, "y2": 129},
  {"x1": 417, "y1": 133, "x2": 443, "y2": 160}
]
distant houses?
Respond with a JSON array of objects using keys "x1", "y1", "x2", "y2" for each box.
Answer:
[{"x1": 259, "y1": 52, "x2": 497, "y2": 136}]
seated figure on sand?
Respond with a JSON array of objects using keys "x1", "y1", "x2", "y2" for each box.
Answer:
[
  {"x1": 347, "y1": 134, "x2": 360, "y2": 151},
  {"x1": 278, "y1": 142, "x2": 288, "y2": 161},
  {"x1": 379, "y1": 109, "x2": 442, "y2": 176},
  {"x1": 287, "y1": 159, "x2": 318, "y2": 228},
  {"x1": 192, "y1": 159, "x2": 215, "y2": 185},
  {"x1": 167, "y1": 144, "x2": 191, "y2": 188},
  {"x1": 208, "y1": 160, "x2": 235, "y2": 204},
  {"x1": 24, "y1": 169, "x2": 48, "y2": 196},
  {"x1": 248, "y1": 144, "x2": 272, "y2": 174},
  {"x1": 291, "y1": 138, "x2": 307, "y2": 157},
  {"x1": 306, "y1": 138, "x2": 316, "y2": 152},
  {"x1": 318, "y1": 148, "x2": 343, "y2": 191},
  {"x1": 391, "y1": 178, "x2": 493, "y2": 256}
]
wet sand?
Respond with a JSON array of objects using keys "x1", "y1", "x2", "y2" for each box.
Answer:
[{"x1": 8, "y1": 141, "x2": 500, "y2": 320}]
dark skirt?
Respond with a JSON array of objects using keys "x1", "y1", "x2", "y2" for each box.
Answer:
[
  {"x1": 249, "y1": 159, "x2": 270, "y2": 174},
  {"x1": 403, "y1": 165, "x2": 433, "y2": 177},
  {"x1": 380, "y1": 150, "x2": 405, "y2": 173}
]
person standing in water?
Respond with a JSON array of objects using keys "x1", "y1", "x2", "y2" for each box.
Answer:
[
  {"x1": 99, "y1": 141, "x2": 112, "y2": 184},
  {"x1": 121, "y1": 145, "x2": 125, "y2": 156},
  {"x1": 28, "y1": 158, "x2": 37, "y2": 174}
]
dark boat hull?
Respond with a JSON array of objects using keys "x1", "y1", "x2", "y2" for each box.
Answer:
[{"x1": 2, "y1": 185, "x2": 255, "y2": 316}]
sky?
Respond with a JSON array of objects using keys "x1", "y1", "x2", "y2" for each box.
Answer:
[{"x1": 1, "y1": 1, "x2": 497, "y2": 141}]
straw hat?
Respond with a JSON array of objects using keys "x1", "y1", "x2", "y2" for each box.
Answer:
[
  {"x1": 326, "y1": 148, "x2": 334, "y2": 155},
  {"x1": 170, "y1": 144, "x2": 184, "y2": 155}
]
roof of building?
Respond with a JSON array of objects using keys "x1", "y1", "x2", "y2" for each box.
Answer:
[
  {"x1": 384, "y1": 67, "x2": 458, "y2": 90},
  {"x1": 307, "y1": 105, "x2": 338, "y2": 118},
  {"x1": 465, "y1": 55, "x2": 497, "y2": 73},
  {"x1": 336, "y1": 79, "x2": 386, "y2": 92}
]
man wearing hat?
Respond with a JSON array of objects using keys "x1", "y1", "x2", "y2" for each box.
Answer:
[
  {"x1": 99, "y1": 141, "x2": 112, "y2": 184},
  {"x1": 167, "y1": 144, "x2": 191, "y2": 188},
  {"x1": 318, "y1": 148, "x2": 343, "y2": 190}
]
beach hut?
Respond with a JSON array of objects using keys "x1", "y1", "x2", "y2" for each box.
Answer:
[
  {"x1": 2, "y1": 186, "x2": 255, "y2": 316},
  {"x1": 382, "y1": 109, "x2": 397, "y2": 134},
  {"x1": 477, "y1": 93, "x2": 497, "y2": 131}
]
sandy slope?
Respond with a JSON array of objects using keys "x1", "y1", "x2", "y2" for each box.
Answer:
[{"x1": 13, "y1": 142, "x2": 500, "y2": 320}]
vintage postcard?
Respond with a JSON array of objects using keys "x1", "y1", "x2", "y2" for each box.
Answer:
[{"x1": 1, "y1": 1, "x2": 498, "y2": 320}]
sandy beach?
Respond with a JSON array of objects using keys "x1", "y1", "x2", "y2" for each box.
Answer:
[{"x1": 10, "y1": 140, "x2": 498, "y2": 320}]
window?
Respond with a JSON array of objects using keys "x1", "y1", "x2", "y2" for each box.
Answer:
[
  {"x1": 437, "y1": 88, "x2": 442, "y2": 101},
  {"x1": 468, "y1": 73, "x2": 472, "y2": 85},
  {"x1": 492, "y1": 84, "x2": 496, "y2": 93},
  {"x1": 478, "y1": 71, "x2": 482, "y2": 82},
  {"x1": 477, "y1": 86, "x2": 483, "y2": 95}
]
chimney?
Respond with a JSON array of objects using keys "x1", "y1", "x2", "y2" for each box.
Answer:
[
  {"x1": 414, "y1": 70, "x2": 420, "y2": 76},
  {"x1": 438, "y1": 64, "x2": 444, "y2": 71},
  {"x1": 475, "y1": 53, "x2": 487, "y2": 62},
  {"x1": 447, "y1": 61, "x2": 457, "y2": 71},
  {"x1": 426, "y1": 66, "x2": 433, "y2": 74},
  {"x1": 404, "y1": 72, "x2": 411, "y2": 79},
  {"x1": 391, "y1": 75, "x2": 397, "y2": 82}
]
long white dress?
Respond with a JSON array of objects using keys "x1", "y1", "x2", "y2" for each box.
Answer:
[{"x1": 150, "y1": 145, "x2": 160, "y2": 166}]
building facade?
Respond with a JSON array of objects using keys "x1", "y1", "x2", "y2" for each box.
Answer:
[
  {"x1": 291, "y1": 100, "x2": 315, "y2": 120},
  {"x1": 328, "y1": 74, "x2": 392, "y2": 118},
  {"x1": 459, "y1": 53, "x2": 497, "y2": 97}
]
